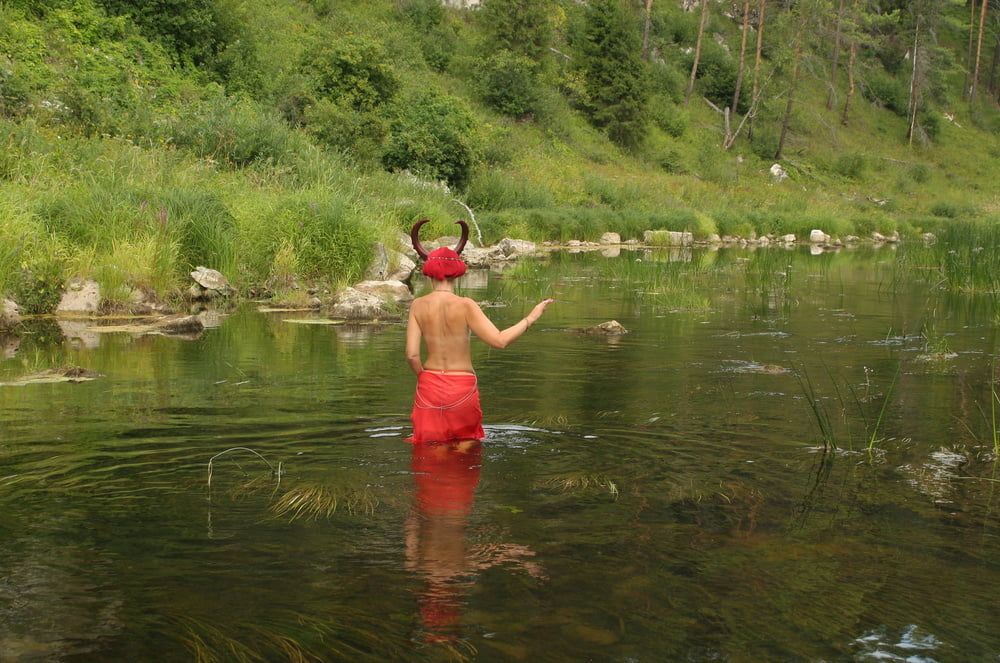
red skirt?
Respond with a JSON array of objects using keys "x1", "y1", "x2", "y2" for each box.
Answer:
[{"x1": 408, "y1": 371, "x2": 485, "y2": 444}]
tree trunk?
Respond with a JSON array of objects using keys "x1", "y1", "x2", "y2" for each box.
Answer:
[
  {"x1": 907, "y1": 16, "x2": 921, "y2": 145},
  {"x1": 827, "y1": 0, "x2": 846, "y2": 110},
  {"x1": 642, "y1": 0, "x2": 655, "y2": 60},
  {"x1": 989, "y1": 32, "x2": 1000, "y2": 97},
  {"x1": 748, "y1": 0, "x2": 767, "y2": 138},
  {"x1": 732, "y1": 0, "x2": 751, "y2": 113},
  {"x1": 775, "y1": 39, "x2": 802, "y2": 160},
  {"x1": 685, "y1": 0, "x2": 710, "y2": 103},
  {"x1": 971, "y1": 0, "x2": 990, "y2": 104},
  {"x1": 965, "y1": 0, "x2": 978, "y2": 97},
  {"x1": 841, "y1": 36, "x2": 857, "y2": 125}
]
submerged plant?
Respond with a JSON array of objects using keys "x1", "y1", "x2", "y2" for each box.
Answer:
[{"x1": 269, "y1": 483, "x2": 381, "y2": 521}]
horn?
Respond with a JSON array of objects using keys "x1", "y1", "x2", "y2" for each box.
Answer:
[
  {"x1": 410, "y1": 218, "x2": 430, "y2": 260},
  {"x1": 454, "y1": 220, "x2": 470, "y2": 255}
]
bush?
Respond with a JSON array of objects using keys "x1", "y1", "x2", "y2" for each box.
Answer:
[
  {"x1": 303, "y1": 34, "x2": 399, "y2": 112},
  {"x1": 832, "y1": 153, "x2": 866, "y2": 180},
  {"x1": 401, "y1": 0, "x2": 457, "y2": 71},
  {"x1": 930, "y1": 201, "x2": 969, "y2": 219},
  {"x1": 656, "y1": 148, "x2": 686, "y2": 174},
  {"x1": 649, "y1": 97, "x2": 687, "y2": 137},
  {"x1": 477, "y1": 50, "x2": 541, "y2": 117},
  {"x1": 919, "y1": 109, "x2": 942, "y2": 141},
  {"x1": 466, "y1": 171, "x2": 554, "y2": 210},
  {"x1": 303, "y1": 98, "x2": 387, "y2": 164},
  {"x1": 382, "y1": 91, "x2": 479, "y2": 189},
  {"x1": 14, "y1": 257, "x2": 64, "y2": 315},
  {"x1": 96, "y1": 0, "x2": 234, "y2": 65},
  {"x1": 683, "y1": 43, "x2": 746, "y2": 114},
  {"x1": 480, "y1": 0, "x2": 552, "y2": 61},
  {"x1": 909, "y1": 163, "x2": 931, "y2": 183},
  {"x1": 861, "y1": 71, "x2": 908, "y2": 117}
]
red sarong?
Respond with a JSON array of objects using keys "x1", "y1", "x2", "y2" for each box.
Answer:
[{"x1": 408, "y1": 371, "x2": 485, "y2": 444}]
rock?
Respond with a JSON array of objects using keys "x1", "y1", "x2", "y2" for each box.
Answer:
[
  {"x1": 365, "y1": 243, "x2": 417, "y2": 282},
  {"x1": 769, "y1": 163, "x2": 789, "y2": 182},
  {"x1": 599, "y1": 232, "x2": 621, "y2": 245},
  {"x1": 642, "y1": 230, "x2": 693, "y2": 246},
  {"x1": 1, "y1": 334, "x2": 19, "y2": 359},
  {"x1": 707, "y1": 234, "x2": 722, "y2": 244},
  {"x1": 584, "y1": 320, "x2": 629, "y2": 335},
  {"x1": 57, "y1": 279, "x2": 101, "y2": 315},
  {"x1": 190, "y1": 267, "x2": 233, "y2": 294},
  {"x1": 758, "y1": 236, "x2": 771, "y2": 247},
  {"x1": 353, "y1": 280, "x2": 413, "y2": 304},
  {"x1": 497, "y1": 238, "x2": 537, "y2": 257},
  {"x1": 809, "y1": 229, "x2": 830, "y2": 244},
  {"x1": 781, "y1": 234, "x2": 796, "y2": 243},
  {"x1": 186, "y1": 284, "x2": 204, "y2": 301},
  {"x1": 425, "y1": 235, "x2": 476, "y2": 252},
  {"x1": 330, "y1": 287, "x2": 395, "y2": 320},
  {"x1": 601, "y1": 247, "x2": 621, "y2": 258},
  {"x1": 871, "y1": 231, "x2": 886, "y2": 243},
  {"x1": 1, "y1": 299, "x2": 20, "y2": 329},
  {"x1": 461, "y1": 245, "x2": 506, "y2": 268},
  {"x1": 0, "y1": 366, "x2": 103, "y2": 387},
  {"x1": 152, "y1": 315, "x2": 205, "y2": 335},
  {"x1": 886, "y1": 231, "x2": 900, "y2": 243},
  {"x1": 567, "y1": 239, "x2": 582, "y2": 247},
  {"x1": 196, "y1": 310, "x2": 227, "y2": 329},
  {"x1": 922, "y1": 232, "x2": 937, "y2": 244},
  {"x1": 397, "y1": 232, "x2": 418, "y2": 259},
  {"x1": 309, "y1": 296, "x2": 323, "y2": 308},
  {"x1": 845, "y1": 235, "x2": 860, "y2": 243}
]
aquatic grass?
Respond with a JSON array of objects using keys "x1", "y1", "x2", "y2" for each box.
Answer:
[
  {"x1": 536, "y1": 473, "x2": 619, "y2": 499},
  {"x1": 796, "y1": 367, "x2": 836, "y2": 451},
  {"x1": 269, "y1": 483, "x2": 381, "y2": 521},
  {"x1": 866, "y1": 365, "x2": 900, "y2": 454},
  {"x1": 206, "y1": 447, "x2": 282, "y2": 491}
]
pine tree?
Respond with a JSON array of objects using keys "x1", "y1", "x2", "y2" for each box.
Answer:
[{"x1": 580, "y1": 0, "x2": 649, "y2": 148}]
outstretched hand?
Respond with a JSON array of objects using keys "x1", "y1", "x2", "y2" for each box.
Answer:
[{"x1": 527, "y1": 298, "x2": 555, "y2": 325}]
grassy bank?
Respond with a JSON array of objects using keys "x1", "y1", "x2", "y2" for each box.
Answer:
[{"x1": 1, "y1": 0, "x2": 998, "y2": 312}]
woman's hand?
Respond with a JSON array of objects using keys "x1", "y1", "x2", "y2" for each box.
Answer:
[{"x1": 527, "y1": 298, "x2": 555, "y2": 325}]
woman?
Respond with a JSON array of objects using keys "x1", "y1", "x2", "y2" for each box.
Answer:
[{"x1": 406, "y1": 219, "x2": 554, "y2": 444}]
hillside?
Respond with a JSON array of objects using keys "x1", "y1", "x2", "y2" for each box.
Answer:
[{"x1": 1, "y1": 0, "x2": 998, "y2": 310}]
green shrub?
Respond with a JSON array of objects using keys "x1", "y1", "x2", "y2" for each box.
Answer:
[
  {"x1": 930, "y1": 201, "x2": 968, "y2": 219},
  {"x1": 909, "y1": 163, "x2": 931, "y2": 183},
  {"x1": 861, "y1": 71, "x2": 908, "y2": 117},
  {"x1": 833, "y1": 153, "x2": 866, "y2": 180},
  {"x1": 918, "y1": 109, "x2": 942, "y2": 141},
  {"x1": 480, "y1": 0, "x2": 552, "y2": 61},
  {"x1": 303, "y1": 98, "x2": 387, "y2": 164},
  {"x1": 382, "y1": 91, "x2": 479, "y2": 189},
  {"x1": 14, "y1": 257, "x2": 64, "y2": 315},
  {"x1": 303, "y1": 34, "x2": 399, "y2": 112},
  {"x1": 649, "y1": 96, "x2": 687, "y2": 137},
  {"x1": 684, "y1": 43, "x2": 746, "y2": 114},
  {"x1": 96, "y1": 0, "x2": 234, "y2": 65},
  {"x1": 477, "y1": 50, "x2": 541, "y2": 117},
  {"x1": 656, "y1": 148, "x2": 686, "y2": 174},
  {"x1": 466, "y1": 171, "x2": 554, "y2": 210}
]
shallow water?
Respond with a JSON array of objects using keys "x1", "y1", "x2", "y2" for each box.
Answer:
[{"x1": 2, "y1": 247, "x2": 1000, "y2": 661}]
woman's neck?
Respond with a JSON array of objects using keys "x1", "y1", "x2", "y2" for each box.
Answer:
[{"x1": 431, "y1": 281, "x2": 454, "y2": 293}]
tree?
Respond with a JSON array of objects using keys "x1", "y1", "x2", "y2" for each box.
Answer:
[
  {"x1": 580, "y1": 0, "x2": 649, "y2": 148},
  {"x1": 732, "y1": 0, "x2": 751, "y2": 114},
  {"x1": 642, "y1": 0, "x2": 655, "y2": 60},
  {"x1": 840, "y1": 0, "x2": 859, "y2": 125},
  {"x1": 826, "y1": 0, "x2": 847, "y2": 109},
  {"x1": 971, "y1": 0, "x2": 990, "y2": 104},
  {"x1": 480, "y1": 0, "x2": 552, "y2": 62},
  {"x1": 964, "y1": 0, "x2": 979, "y2": 97},
  {"x1": 748, "y1": 0, "x2": 767, "y2": 139},
  {"x1": 685, "y1": 0, "x2": 710, "y2": 102}
]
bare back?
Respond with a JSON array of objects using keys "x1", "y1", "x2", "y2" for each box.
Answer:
[{"x1": 408, "y1": 292, "x2": 474, "y2": 372}]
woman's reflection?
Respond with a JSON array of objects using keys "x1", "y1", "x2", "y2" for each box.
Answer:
[{"x1": 405, "y1": 440, "x2": 543, "y2": 642}]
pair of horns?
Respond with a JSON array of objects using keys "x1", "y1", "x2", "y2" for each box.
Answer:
[{"x1": 410, "y1": 219, "x2": 469, "y2": 260}]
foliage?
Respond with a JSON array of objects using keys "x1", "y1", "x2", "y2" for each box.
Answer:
[
  {"x1": 477, "y1": 50, "x2": 541, "y2": 118},
  {"x1": 579, "y1": 0, "x2": 649, "y2": 149},
  {"x1": 13, "y1": 258, "x2": 64, "y2": 315},
  {"x1": 382, "y1": 91, "x2": 479, "y2": 189},
  {"x1": 302, "y1": 34, "x2": 399, "y2": 112},
  {"x1": 95, "y1": 0, "x2": 234, "y2": 66},
  {"x1": 480, "y1": 0, "x2": 552, "y2": 61}
]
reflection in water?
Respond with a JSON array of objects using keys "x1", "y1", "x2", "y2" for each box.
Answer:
[{"x1": 406, "y1": 441, "x2": 543, "y2": 642}]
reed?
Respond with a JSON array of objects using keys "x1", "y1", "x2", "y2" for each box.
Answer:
[
  {"x1": 866, "y1": 365, "x2": 900, "y2": 454},
  {"x1": 269, "y1": 483, "x2": 381, "y2": 521}
]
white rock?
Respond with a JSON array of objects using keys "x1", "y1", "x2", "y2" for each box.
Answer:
[
  {"x1": 770, "y1": 163, "x2": 789, "y2": 182},
  {"x1": 871, "y1": 231, "x2": 886, "y2": 243},
  {"x1": 887, "y1": 231, "x2": 900, "y2": 243},
  {"x1": 330, "y1": 287, "x2": 393, "y2": 320},
  {"x1": 922, "y1": 232, "x2": 937, "y2": 244},
  {"x1": 758, "y1": 236, "x2": 771, "y2": 247},
  {"x1": 567, "y1": 239, "x2": 582, "y2": 247},
  {"x1": 190, "y1": 267, "x2": 232, "y2": 293},
  {"x1": 707, "y1": 234, "x2": 722, "y2": 244},
  {"x1": 809, "y1": 229, "x2": 830, "y2": 244},
  {"x1": 599, "y1": 232, "x2": 622, "y2": 245},
  {"x1": 642, "y1": 230, "x2": 692, "y2": 246},
  {"x1": 461, "y1": 245, "x2": 506, "y2": 268},
  {"x1": 57, "y1": 320, "x2": 101, "y2": 349},
  {"x1": 845, "y1": 235, "x2": 860, "y2": 243},
  {"x1": 353, "y1": 280, "x2": 413, "y2": 304},
  {"x1": 57, "y1": 279, "x2": 101, "y2": 315},
  {"x1": 781, "y1": 234, "x2": 796, "y2": 243},
  {"x1": 497, "y1": 238, "x2": 537, "y2": 257},
  {"x1": 2, "y1": 299, "x2": 22, "y2": 328}
]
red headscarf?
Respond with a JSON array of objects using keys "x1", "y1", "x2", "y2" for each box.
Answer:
[{"x1": 422, "y1": 247, "x2": 467, "y2": 281}]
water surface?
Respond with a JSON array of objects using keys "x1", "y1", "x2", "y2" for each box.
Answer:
[{"x1": 2, "y1": 247, "x2": 999, "y2": 661}]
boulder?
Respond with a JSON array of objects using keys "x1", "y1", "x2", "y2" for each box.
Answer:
[
  {"x1": 57, "y1": 279, "x2": 101, "y2": 315},
  {"x1": 365, "y1": 243, "x2": 416, "y2": 282},
  {"x1": 353, "y1": 280, "x2": 413, "y2": 304},
  {"x1": 1, "y1": 299, "x2": 20, "y2": 329},
  {"x1": 397, "y1": 232, "x2": 418, "y2": 259},
  {"x1": 601, "y1": 247, "x2": 621, "y2": 258},
  {"x1": 497, "y1": 238, "x2": 537, "y2": 257},
  {"x1": 886, "y1": 231, "x2": 900, "y2": 243},
  {"x1": 58, "y1": 320, "x2": 101, "y2": 350},
  {"x1": 190, "y1": 267, "x2": 233, "y2": 294},
  {"x1": 2, "y1": 334, "x2": 19, "y2": 359},
  {"x1": 567, "y1": 239, "x2": 582, "y2": 247},
  {"x1": 871, "y1": 231, "x2": 886, "y2": 243},
  {"x1": 425, "y1": 235, "x2": 475, "y2": 252},
  {"x1": 643, "y1": 230, "x2": 693, "y2": 246},
  {"x1": 707, "y1": 234, "x2": 722, "y2": 244},
  {"x1": 599, "y1": 232, "x2": 622, "y2": 245},
  {"x1": 330, "y1": 287, "x2": 394, "y2": 320},
  {"x1": 758, "y1": 236, "x2": 771, "y2": 247},
  {"x1": 769, "y1": 163, "x2": 789, "y2": 182},
  {"x1": 781, "y1": 234, "x2": 796, "y2": 243},
  {"x1": 845, "y1": 235, "x2": 860, "y2": 243},
  {"x1": 809, "y1": 229, "x2": 830, "y2": 244},
  {"x1": 585, "y1": 320, "x2": 629, "y2": 335},
  {"x1": 922, "y1": 232, "x2": 937, "y2": 244},
  {"x1": 460, "y1": 245, "x2": 505, "y2": 268}
]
